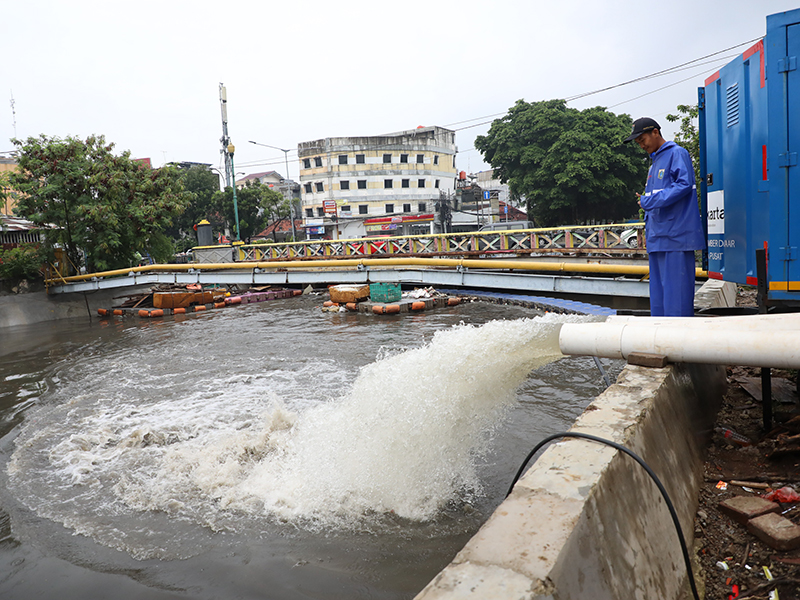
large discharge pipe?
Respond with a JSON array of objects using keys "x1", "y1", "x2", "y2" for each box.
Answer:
[{"x1": 559, "y1": 314, "x2": 800, "y2": 369}]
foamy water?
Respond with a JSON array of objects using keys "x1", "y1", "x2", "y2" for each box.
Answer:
[{"x1": 6, "y1": 312, "x2": 586, "y2": 558}]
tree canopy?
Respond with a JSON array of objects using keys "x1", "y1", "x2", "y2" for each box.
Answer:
[
  {"x1": 666, "y1": 104, "x2": 700, "y2": 184},
  {"x1": 213, "y1": 180, "x2": 287, "y2": 242},
  {"x1": 10, "y1": 134, "x2": 191, "y2": 271},
  {"x1": 167, "y1": 166, "x2": 221, "y2": 251},
  {"x1": 475, "y1": 99, "x2": 648, "y2": 226}
]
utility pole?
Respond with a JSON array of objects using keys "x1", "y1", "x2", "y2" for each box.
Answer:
[
  {"x1": 219, "y1": 84, "x2": 232, "y2": 188},
  {"x1": 218, "y1": 83, "x2": 240, "y2": 240}
]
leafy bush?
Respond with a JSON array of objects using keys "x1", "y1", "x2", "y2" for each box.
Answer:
[{"x1": 0, "y1": 244, "x2": 45, "y2": 280}]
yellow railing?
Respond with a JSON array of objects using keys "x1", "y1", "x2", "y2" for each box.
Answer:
[{"x1": 233, "y1": 223, "x2": 646, "y2": 261}]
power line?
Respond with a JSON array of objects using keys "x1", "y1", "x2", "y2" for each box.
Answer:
[
  {"x1": 445, "y1": 38, "x2": 759, "y2": 132},
  {"x1": 241, "y1": 39, "x2": 758, "y2": 173}
]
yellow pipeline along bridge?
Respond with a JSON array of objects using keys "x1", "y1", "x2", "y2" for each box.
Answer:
[{"x1": 44, "y1": 223, "x2": 706, "y2": 299}]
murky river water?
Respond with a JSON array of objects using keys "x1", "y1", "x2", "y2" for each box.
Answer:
[{"x1": 0, "y1": 294, "x2": 620, "y2": 599}]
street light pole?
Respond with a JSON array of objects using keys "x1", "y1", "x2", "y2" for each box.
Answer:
[{"x1": 249, "y1": 140, "x2": 296, "y2": 241}]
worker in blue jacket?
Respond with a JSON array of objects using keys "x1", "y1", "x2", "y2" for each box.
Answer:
[{"x1": 624, "y1": 117, "x2": 705, "y2": 316}]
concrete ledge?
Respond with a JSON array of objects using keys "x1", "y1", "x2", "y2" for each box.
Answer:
[{"x1": 416, "y1": 280, "x2": 734, "y2": 600}]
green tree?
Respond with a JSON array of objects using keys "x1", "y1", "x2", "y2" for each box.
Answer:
[
  {"x1": 666, "y1": 104, "x2": 700, "y2": 185},
  {"x1": 475, "y1": 99, "x2": 648, "y2": 226},
  {"x1": 213, "y1": 180, "x2": 285, "y2": 242},
  {"x1": 168, "y1": 166, "x2": 221, "y2": 251},
  {"x1": 10, "y1": 134, "x2": 191, "y2": 271}
]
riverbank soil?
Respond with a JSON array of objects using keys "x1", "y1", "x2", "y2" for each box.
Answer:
[{"x1": 695, "y1": 288, "x2": 800, "y2": 599}]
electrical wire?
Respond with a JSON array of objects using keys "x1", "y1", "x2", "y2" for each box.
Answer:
[
  {"x1": 241, "y1": 39, "x2": 758, "y2": 174},
  {"x1": 506, "y1": 431, "x2": 700, "y2": 600}
]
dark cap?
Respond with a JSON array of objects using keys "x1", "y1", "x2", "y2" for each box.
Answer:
[{"x1": 623, "y1": 117, "x2": 660, "y2": 143}]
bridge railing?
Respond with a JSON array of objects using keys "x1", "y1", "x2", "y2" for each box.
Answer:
[{"x1": 213, "y1": 223, "x2": 645, "y2": 263}]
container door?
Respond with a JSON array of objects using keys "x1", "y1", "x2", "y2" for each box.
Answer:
[
  {"x1": 701, "y1": 41, "x2": 769, "y2": 286},
  {"x1": 767, "y1": 11, "x2": 800, "y2": 301}
]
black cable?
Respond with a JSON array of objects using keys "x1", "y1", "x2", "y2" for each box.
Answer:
[{"x1": 506, "y1": 431, "x2": 700, "y2": 600}]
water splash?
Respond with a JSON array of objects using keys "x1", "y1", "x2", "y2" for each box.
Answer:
[{"x1": 6, "y1": 313, "x2": 584, "y2": 556}]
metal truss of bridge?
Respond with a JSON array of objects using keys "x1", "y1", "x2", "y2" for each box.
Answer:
[
  {"x1": 45, "y1": 224, "x2": 678, "y2": 300},
  {"x1": 229, "y1": 223, "x2": 645, "y2": 262}
]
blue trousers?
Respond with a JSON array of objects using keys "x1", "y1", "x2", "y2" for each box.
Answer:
[{"x1": 648, "y1": 251, "x2": 696, "y2": 317}]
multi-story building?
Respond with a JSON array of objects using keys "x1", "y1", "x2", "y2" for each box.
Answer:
[{"x1": 297, "y1": 126, "x2": 457, "y2": 238}]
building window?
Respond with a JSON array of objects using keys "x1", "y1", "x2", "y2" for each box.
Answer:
[
  {"x1": 317, "y1": 207, "x2": 324, "y2": 217},
  {"x1": 416, "y1": 154, "x2": 424, "y2": 164},
  {"x1": 384, "y1": 179, "x2": 393, "y2": 189},
  {"x1": 418, "y1": 202, "x2": 427, "y2": 212},
  {"x1": 340, "y1": 205, "x2": 351, "y2": 212},
  {"x1": 403, "y1": 203, "x2": 411, "y2": 213},
  {"x1": 304, "y1": 183, "x2": 312, "y2": 194},
  {"x1": 315, "y1": 182, "x2": 324, "y2": 192},
  {"x1": 383, "y1": 153, "x2": 392, "y2": 164},
  {"x1": 357, "y1": 180, "x2": 367, "y2": 189},
  {"x1": 433, "y1": 155, "x2": 439, "y2": 165},
  {"x1": 400, "y1": 154, "x2": 408, "y2": 163},
  {"x1": 338, "y1": 155, "x2": 348, "y2": 165},
  {"x1": 314, "y1": 157, "x2": 322, "y2": 167},
  {"x1": 435, "y1": 179, "x2": 440, "y2": 188},
  {"x1": 305, "y1": 208, "x2": 313, "y2": 217},
  {"x1": 385, "y1": 203, "x2": 394, "y2": 213},
  {"x1": 359, "y1": 204, "x2": 368, "y2": 214},
  {"x1": 340, "y1": 180, "x2": 350, "y2": 190},
  {"x1": 418, "y1": 178, "x2": 425, "y2": 188},
  {"x1": 453, "y1": 156, "x2": 457, "y2": 167},
  {"x1": 303, "y1": 158, "x2": 311, "y2": 169},
  {"x1": 356, "y1": 154, "x2": 365, "y2": 164},
  {"x1": 401, "y1": 179, "x2": 409, "y2": 188}
]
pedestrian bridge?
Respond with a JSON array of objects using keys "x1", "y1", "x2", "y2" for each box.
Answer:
[{"x1": 44, "y1": 223, "x2": 701, "y2": 302}]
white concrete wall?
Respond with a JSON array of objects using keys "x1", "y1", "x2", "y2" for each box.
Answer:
[{"x1": 416, "y1": 280, "x2": 734, "y2": 600}]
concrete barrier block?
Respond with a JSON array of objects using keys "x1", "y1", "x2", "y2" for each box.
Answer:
[
  {"x1": 453, "y1": 490, "x2": 584, "y2": 582},
  {"x1": 747, "y1": 512, "x2": 800, "y2": 551},
  {"x1": 416, "y1": 562, "x2": 550, "y2": 600},
  {"x1": 719, "y1": 496, "x2": 780, "y2": 525}
]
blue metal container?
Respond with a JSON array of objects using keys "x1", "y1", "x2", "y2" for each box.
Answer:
[{"x1": 700, "y1": 8, "x2": 800, "y2": 304}]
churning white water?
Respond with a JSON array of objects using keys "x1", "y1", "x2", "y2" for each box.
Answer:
[{"x1": 6, "y1": 312, "x2": 587, "y2": 559}]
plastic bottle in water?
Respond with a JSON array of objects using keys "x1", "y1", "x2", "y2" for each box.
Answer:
[{"x1": 715, "y1": 426, "x2": 752, "y2": 447}]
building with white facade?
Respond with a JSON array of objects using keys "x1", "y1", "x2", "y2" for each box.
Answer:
[{"x1": 297, "y1": 126, "x2": 457, "y2": 238}]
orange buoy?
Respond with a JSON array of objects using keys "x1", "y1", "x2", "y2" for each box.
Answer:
[
  {"x1": 150, "y1": 309, "x2": 164, "y2": 318},
  {"x1": 97, "y1": 308, "x2": 108, "y2": 316},
  {"x1": 411, "y1": 301, "x2": 425, "y2": 311},
  {"x1": 323, "y1": 300, "x2": 334, "y2": 307},
  {"x1": 138, "y1": 309, "x2": 149, "y2": 317},
  {"x1": 372, "y1": 305, "x2": 384, "y2": 315},
  {"x1": 345, "y1": 303, "x2": 357, "y2": 311},
  {"x1": 227, "y1": 297, "x2": 242, "y2": 305},
  {"x1": 293, "y1": 289, "x2": 302, "y2": 296},
  {"x1": 447, "y1": 297, "x2": 461, "y2": 306},
  {"x1": 173, "y1": 307, "x2": 186, "y2": 315},
  {"x1": 385, "y1": 304, "x2": 401, "y2": 314},
  {"x1": 187, "y1": 284, "x2": 201, "y2": 291},
  {"x1": 214, "y1": 301, "x2": 226, "y2": 309},
  {"x1": 113, "y1": 309, "x2": 123, "y2": 316},
  {"x1": 194, "y1": 305, "x2": 206, "y2": 312}
]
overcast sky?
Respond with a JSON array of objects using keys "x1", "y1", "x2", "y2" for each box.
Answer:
[{"x1": 2, "y1": 1, "x2": 797, "y2": 183}]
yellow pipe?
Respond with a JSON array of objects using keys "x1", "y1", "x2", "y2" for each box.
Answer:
[{"x1": 46, "y1": 257, "x2": 707, "y2": 285}]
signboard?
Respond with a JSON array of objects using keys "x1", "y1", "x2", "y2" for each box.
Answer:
[
  {"x1": 366, "y1": 224, "x2": 397, "y2": 232},
  {"x1": 323, "y1": 199, "x2": 337, "y2": 214},
  {"x1": 483, "y1": 191, "x2": 490, "y2": 200},
  {"x1": 307, "y1": 226, "x2": 325, "y2": 235}
]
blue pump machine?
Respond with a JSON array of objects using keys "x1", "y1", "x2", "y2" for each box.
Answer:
[{"x1": 699, "y1": 8, "x2": 800, "y2": 306}]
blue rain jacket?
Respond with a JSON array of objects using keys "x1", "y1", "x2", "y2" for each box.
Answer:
[{"x1": 639, "y1": 141, "x2": 705, "y2": 252}]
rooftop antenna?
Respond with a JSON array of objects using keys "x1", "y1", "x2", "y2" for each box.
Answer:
[{"x1": 10, "y1": 90, "x2": 16, "y2": 138}]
